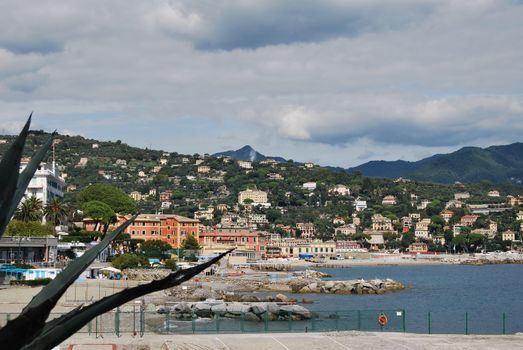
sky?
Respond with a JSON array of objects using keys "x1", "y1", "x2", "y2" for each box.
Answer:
[{"x1": 0, "y1": 0, "x2": 522, "y2": 167}]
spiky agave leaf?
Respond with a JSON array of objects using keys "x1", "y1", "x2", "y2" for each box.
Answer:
[
  {"x1": 0, "y1": 114, "x2": 31, "y2": 238},
  {"x1": 0, "y1": 215, "x2": 138, "y2": 350},
  {"x1": 9, "y1": 131, "x2": 56, "y2": 221},
  {"x1": 23, "y1": 249, "x2": 234, "y2": 350}
]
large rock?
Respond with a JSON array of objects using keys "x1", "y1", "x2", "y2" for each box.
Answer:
[
  {"x1": 280, "y1": 305, "x2": 312, "y2": 319},
  {"x1": 193, "y1": 302, "x2": 212, "y2": 317},
  {"x1": 266, "y1": 303, "x2": 280, "y2": 315},
  {"x1": 171, "y1": 302, "x2": 191, "y2": 314},
  {"x1": 241, "y1": 295, "x2": 261, "y2": 302},
  {"x1": 226, "y1": 303, "x2": 251, "y2": 315},
  {"x1": 243, "y1": 312, "x2": 260, "y2": 322},
  {"x1": 251, "y1": 303, "x2": 267, "y2": 315},
  {"x1": 211, "y1": 303, "x2": 227, "y2": 316},
  {"x1": 275, "y1": 294, "x2": 288, "y2": 302},
  {"x1": 325, "y1": 281, "x2": 335, "y2": 289}
]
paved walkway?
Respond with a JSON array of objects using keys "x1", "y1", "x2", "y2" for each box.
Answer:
[{"x1": 64, "y1": 331, "x2": 523, "y2": 349}]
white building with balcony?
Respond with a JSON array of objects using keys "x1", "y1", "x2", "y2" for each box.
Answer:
[{"x1": 21, "y1": 161, "x2": 65, "y2": 204}]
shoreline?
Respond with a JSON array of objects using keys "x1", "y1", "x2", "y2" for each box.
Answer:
[{"x1": 261, "y1": 253, "x2": 523, "y2": 269}]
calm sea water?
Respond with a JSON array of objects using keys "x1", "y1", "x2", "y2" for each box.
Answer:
[{"x1": 298, "y1": 264, "x2": 523, "y2": 334}]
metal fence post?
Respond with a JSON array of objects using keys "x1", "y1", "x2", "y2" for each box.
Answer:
[
  {"x1": 115, "y1": 307, "x2": 120, "y2": 337},
  {"x1": 288, "y1": 312, "x2": 292, "y2": 332},
  {"x1": 357, "y1": 310, "x2": 361, "y2": 330},
  {"x1": 6, "y1": 313, "x2": 10, "y2": 322},
  {"x1": 191, "y1": 310, "x2": 195, "y2": 334},
  {"x1": 503, "y1": 312, "x2": 506, "y2": 335},
  {"x1": 165, "y1": 312, "x2": 169, "y2": 334},
  {"x1": 95, "y1": 316, "x2": 98, "y2": 338},
  {"x1": 335, "y1": 311, "x2": 339, "y2": 331},
  {"x1": 88, "y1": 319, "x2": 92, "y2": 336},
  {"x1": 403, "y1": 309, "x2": 406, "y2": 332},
  {"x1": 140, "y1": 308, "x2": 144, "y2": 337},
  {"x1": 465, "y1": 312, "x2": 469, "y2": 335},
  {"x1": 241, "y1": 312, "x2": 245, "y2": 333},
  {"x1": 264, "y1": 312, "x2": 268, "y2": 332},
  {"x1": 215, "y1": 314, "x2": 220, "y2": 333},
  {"x1": 428, "y1": 312, "x2": 431, "y2": 334},
  {"x1": 311, "y1": 314, "x2": 316, "y2": 332}
]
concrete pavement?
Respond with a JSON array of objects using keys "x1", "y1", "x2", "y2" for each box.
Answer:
[{"x1": 63, "y1": 331, "x2": 523, "y2": 350}]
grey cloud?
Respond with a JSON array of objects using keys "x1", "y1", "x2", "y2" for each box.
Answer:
[
  {"x1": 155, "y1": 1, "x2": 436, "y2": 51},
  {"x1": 0, "y1": 0, "x2": 521, "y2": 166}
]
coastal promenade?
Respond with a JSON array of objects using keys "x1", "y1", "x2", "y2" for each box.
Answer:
[{"x1": 63, "y1": 331, "x2": 523, "y2": 349}]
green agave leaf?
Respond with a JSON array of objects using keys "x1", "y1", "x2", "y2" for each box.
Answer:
[
  {"x1": 8, "y1": 131, "x2": 56, "y2": 220},
  {"x1": 28, "y1": 214, "x2": 138, "y2": 308},
  {"x1": 24, "y1": 249, "x2": 233, "y2": 350},
  {"x1": 0, "y1": 215, "x2": 138, "y2": 350},
  {"x1": 0, "y1": 114, "x2": 31, "y2": 238}
]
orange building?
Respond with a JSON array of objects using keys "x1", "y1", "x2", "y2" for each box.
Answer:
[
  {"x1": 198, "y1": 227, "x2": 265, "y2": 253},
  {"x1": 84, "y1": 214, "x2": 199, "y2": 248},
  {"x1": 126, "y1": 214, "x2": 199, "y2": 248}
]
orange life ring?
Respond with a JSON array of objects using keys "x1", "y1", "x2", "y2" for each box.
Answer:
[{"x1": 378, "y1": 313, "x2": 388, "y2": 327}]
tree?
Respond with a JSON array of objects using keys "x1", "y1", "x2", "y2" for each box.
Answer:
[
  {"x1": 82, "y1": 200, "x2": 116, "y2": 232},
  {"x1": 111, "y1": 254, "x2": 149, "y2": 270},
  {"x1": 6, "y1": 220, "x2": 54, "y2": 237},
  {"x1": 139, "y1": 240, "x2": 172, "y2": 259},
  {"x1": 182, "y1": 234, "x2": 200, "y2": 250},
  {"x1": 77, "y1": 183, "x2": 137, "y2": 214},
  {"x1": 14, "y1": 196, "x2": 43, "y2": 222},
  {"x1": 44, "y1": 198, "x2": 67, "y2": 226}
]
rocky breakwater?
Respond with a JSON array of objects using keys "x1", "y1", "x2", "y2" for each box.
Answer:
[
  {"x1": 158, "y1": 301, "x2": 313, "y2": 321},
  {"x1": 290, "y1": 278, "x2": 404, "y2": 295}
]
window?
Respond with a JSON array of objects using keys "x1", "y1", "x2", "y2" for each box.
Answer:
[{"x1": 142, "y1": 230, "x2": 146, "y2": 235}]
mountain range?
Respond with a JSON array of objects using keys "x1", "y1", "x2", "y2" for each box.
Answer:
[
  {"x1": 216, "y1": 143, "x2": 523, "y2": 185},
  {"x1": 213, "y1": 145, "x2": 286, "y2": 163},
  {"x1": 349, "y1": 143, "x2": 523, "y2": 184}
]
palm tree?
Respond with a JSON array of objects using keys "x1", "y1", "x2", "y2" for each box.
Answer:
[
  {"x1": 44, "y1": 198, "x2": 67, "y2": 226},
  {"x1": 14, "y1": 196, "x2": 43, "y2": 222}
]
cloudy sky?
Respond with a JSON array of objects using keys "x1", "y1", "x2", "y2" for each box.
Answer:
[{"x1": 0, "y1": 0, "x2": 522, "y2": 167}]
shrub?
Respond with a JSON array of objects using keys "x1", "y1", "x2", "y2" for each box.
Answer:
[
  {"x1": 164, "y1": 258, "x2": 177, "y2": 271},
  {"x1": 111, "y1": 253, "x2": 149, "y2": 270},
  {"x1": 10, "y1": 278, "x2": 52, "y2": 286}
]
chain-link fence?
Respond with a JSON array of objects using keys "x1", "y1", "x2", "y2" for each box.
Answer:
[{"x1": 2, "y1": 308, "x2": 521, "y2": 336}]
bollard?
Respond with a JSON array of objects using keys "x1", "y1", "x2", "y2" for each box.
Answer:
[
  {"x1": 428, "y1": 312, "x2": 431, "y2": 334},
  {"x1": 503, "y1": 312, "x2": 506, "y2": 335}
]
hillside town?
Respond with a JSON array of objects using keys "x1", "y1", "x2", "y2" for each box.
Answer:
[{"x1": 2, "y1": 133, "x2": 523, "y2": 267}]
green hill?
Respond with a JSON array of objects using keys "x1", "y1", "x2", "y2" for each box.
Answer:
[{"x1": 349, "y1": 143, "x2": 523, "y2": 184}]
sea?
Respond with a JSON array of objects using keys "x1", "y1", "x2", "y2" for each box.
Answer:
[{"x1": 299, "y1": 264, "x2": 523, "y2": 334}]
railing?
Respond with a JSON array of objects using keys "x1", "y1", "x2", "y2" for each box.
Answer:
[{"x1": 1, "y1": 309, "x2": 521, "y2": 336}]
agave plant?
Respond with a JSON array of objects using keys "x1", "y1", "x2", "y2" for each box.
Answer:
[{"x1": 0, "y1": 115, "x2": 232, "y2": 350}]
